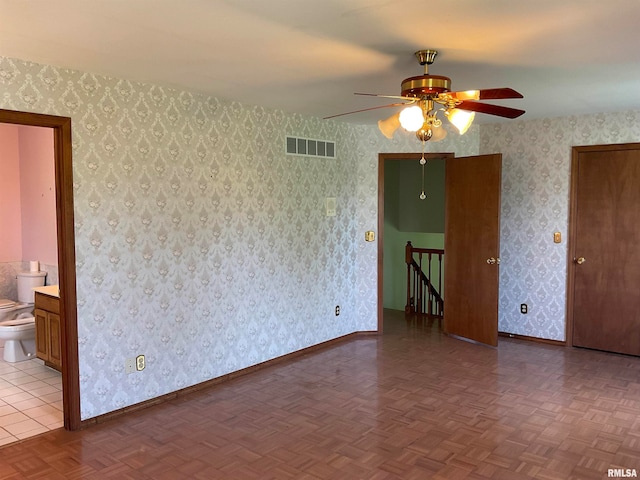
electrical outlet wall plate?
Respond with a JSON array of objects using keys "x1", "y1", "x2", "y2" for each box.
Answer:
[{"x1": 136, "y1": 354, "x2": 145, "y2": 371}]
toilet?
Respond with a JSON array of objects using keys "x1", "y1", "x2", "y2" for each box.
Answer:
[{"x1": 0, "y1": 271, "x2": 47, "y2": 362}]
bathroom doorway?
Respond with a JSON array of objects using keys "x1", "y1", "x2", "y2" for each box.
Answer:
[{"x1": 0, "y1": 109, "x2": 80, "y2": 433}]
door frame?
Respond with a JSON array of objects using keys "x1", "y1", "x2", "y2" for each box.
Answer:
[
  {"x1": 377, "y1": 152, "x2": 454, "y2": 332},
  {"x1": 0, "y1": 109, "x2": 81, "y2": 430},
  {"x1": 566, "y1": 142, "x2": 640, "y2": 348},
  {"x1": 566, "y1": 145, "x2": 581, "y2": 347}
]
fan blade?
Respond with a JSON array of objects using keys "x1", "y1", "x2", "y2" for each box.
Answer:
[
  {"x1": 355, "y1": 92, "x2": 417, "y2": 101},
  {"x1": 477, "y1": 88, "x2": 523, "y2": 100},
  {"x1": 456, "y1": 101, "x2": 525, "y2": 119},
  {"x1": 448, "y1": 88, "x2": 524, "y2": 101},
  {"x1": 323, "y1": 102, "x2": 412, "y2": 120}
]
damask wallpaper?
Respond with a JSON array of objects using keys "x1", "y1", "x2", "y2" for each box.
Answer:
[
  {"x1": 0, "y1": 55, "x2": 478, "y2": 420},
  {"x1": 5, "y1": 52, "x2": 636, "y2": 419},
  {"x1": 482, "y1": 112, "x2": 640, "y2": 341}
]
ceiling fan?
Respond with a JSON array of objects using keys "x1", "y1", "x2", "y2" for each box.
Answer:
[{"x1": 325, "y1": 49, "x2": 525, "y2": 142}]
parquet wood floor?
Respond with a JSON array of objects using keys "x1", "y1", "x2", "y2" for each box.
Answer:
[{"x1": 2, "y1": 309, "x2": 640, "y2": 479}]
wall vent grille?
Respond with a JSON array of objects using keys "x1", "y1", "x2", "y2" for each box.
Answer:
[{"x1": 286, "y1": 136, "x2": 335, "y2": 158}]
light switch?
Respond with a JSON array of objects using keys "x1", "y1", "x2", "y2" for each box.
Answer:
[
  {"x1": 553, "y1": 232, "x2": 561, "y2": 243},
  {"x1": 326, "y1": 197, "x2": 336, "y2": 217}
]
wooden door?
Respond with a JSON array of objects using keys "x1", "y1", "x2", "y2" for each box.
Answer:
[
  {"x1": 571, "y1": 144, "x2": 640, "y2": 355},
  {"x1": 444, "y1": 154, "x2": 502, "y2": 346}
]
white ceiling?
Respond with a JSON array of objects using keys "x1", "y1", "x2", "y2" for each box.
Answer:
[{"x1": 1, "y1": 0, "x2": 640, "y2": 125}]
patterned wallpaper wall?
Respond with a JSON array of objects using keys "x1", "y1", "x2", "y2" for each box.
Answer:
[
  {"x1": 9, "y1": 50, "x2": 633, "y2": 416},
  {"x1": 0, "y1": 56, "x2": 477, "y2": 420},
  {"x1": 481, "y1": 112, "x2": 640, "y2": 341}
]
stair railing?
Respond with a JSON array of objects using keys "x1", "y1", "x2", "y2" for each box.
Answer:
[{"x1": 405, "y1": 241, "x2": 444, "y2": 318}]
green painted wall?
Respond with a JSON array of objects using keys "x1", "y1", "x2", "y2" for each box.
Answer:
[
  {"x1": 383, "y1": 220, "x2": 444, "y2": 310},
  {"x1": 398, "y1": 158, "x2": 446, "y2": 232},
  {"x1": 383, "y1": 158, "x2": 445, "y2": 311}
]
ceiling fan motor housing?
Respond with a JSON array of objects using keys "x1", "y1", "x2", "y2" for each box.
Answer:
[{"x1": 401, "y1": 75, "x2": 451, "y2": 98}]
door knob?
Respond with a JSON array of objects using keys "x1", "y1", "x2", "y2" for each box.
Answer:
[
  {"x1": 486, "y1": 257, "x2": 497, "y2": 265},
  {"x1": 575, "y1": 257, "x2": 586, "y2": 265}
]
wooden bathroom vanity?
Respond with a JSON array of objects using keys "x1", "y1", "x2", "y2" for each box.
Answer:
[{"x1": 34, "y1": 286, "x2": 62, "y2": 372}]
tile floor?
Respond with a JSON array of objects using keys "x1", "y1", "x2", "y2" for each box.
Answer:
[{"x1": 0, "y1": 346, "x2": 63, "y2": 446}]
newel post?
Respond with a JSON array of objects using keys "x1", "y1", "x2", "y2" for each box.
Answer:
[{"x1": 405, "y1": 241, "x2": 413, "y2": 313}]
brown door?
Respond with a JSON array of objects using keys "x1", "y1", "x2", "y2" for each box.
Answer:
[
  {"x1": 571, "y1": 144, "x2": 640, "y2": 355},
  {"x1": 444, "y1": 154, "x2": 502, "y2": 346}
]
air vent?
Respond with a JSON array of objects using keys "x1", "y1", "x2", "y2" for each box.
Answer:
[{"x1": 286, "y1": 136, "x2": 335, "y2": 158}]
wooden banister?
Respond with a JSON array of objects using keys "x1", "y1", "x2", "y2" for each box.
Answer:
[{"x1": 405, "y1": 241, "x2": 444, "y2": 319}]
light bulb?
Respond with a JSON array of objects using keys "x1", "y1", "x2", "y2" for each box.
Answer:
[{"x1": 399, "y1": 105, "x2": 424, "y2": 132}]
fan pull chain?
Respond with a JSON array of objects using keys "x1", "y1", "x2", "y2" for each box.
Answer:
[{"x1": 419, "y1": 138, "x2": 427, "y2": 200}]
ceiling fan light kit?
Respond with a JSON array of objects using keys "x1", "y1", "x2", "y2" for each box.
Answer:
[
  {"x1": 326, "y1": 49, "x2": 524, "y2": 199},
  {"x1": 325, "y1": 49, "x2": 525, "y2": 141}
]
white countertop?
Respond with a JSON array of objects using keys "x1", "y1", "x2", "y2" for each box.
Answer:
[{"x1": 33, "y1": 285, "x2": 60, "y2": 298}]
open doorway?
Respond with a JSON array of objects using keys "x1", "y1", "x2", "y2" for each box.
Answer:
[
  {"x1": 377, "y1": 152, "x2": 453, "y2": 332},
  {"x1": 377, "y1": 152, "x2": 503, "y2": 346},
  {"x1": 0, "y1": 109, "x2": 80, "y2": 431},
  {"x1": 0, "y1": 123, "x2": 62, "y2": 443}
]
